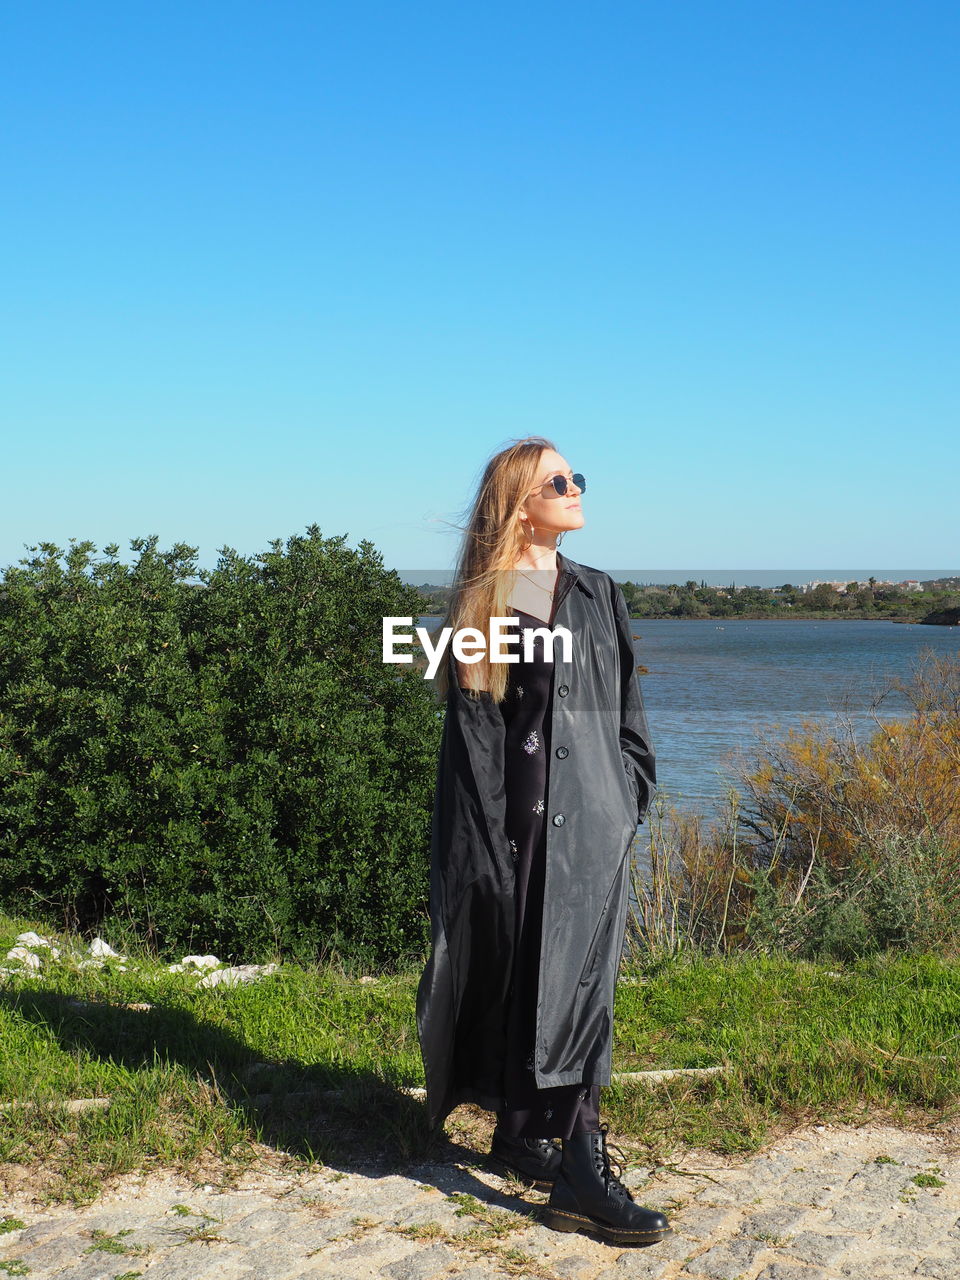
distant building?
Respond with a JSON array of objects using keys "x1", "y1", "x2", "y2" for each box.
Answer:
[{"x1": 801, "y1": 578, "x2": 896, "y2": 594}]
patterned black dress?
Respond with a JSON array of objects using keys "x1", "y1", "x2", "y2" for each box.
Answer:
[{"x1": 494, "y1": 605, "x2": 601, "y2": 1140}]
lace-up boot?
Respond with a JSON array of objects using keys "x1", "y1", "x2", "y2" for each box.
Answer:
[
  {"x1": 488, "y1": 1128, "x2": 563, "y2": 1188},
  {"x1": 543, "y1": 1123, "x2": 671, "y2": 1244}
]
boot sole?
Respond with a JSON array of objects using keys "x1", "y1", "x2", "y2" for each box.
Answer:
[
  {"x1": 542, "y1": 1206, "x2": 672, "y2": 1244},
  {"x1": 486, "y1": 1153, "x2": 557, "y2": 1190}
]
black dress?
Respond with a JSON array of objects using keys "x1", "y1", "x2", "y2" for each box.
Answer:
[{"x1": 494, "y1": 605, "x2": 601, "y2": 1140}]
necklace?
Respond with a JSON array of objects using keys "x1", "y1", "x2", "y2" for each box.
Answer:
[{"x1": 516, "y1": 568, "x2": 556, "y2": 597}]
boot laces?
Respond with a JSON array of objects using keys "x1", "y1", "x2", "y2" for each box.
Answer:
[{"x1": 596, "y1": 1123, "x2": 634, "y2": 1201}]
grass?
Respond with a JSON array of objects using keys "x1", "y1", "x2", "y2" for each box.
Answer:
[
  {"x1": 2, "y1": 910, "x2": 959, "y2": 1208},
  {"x1": 83, "y1": 1227, "x2": 150, "y2": 1256},
  {"x1": 604, "y1": 950, "x2": 960, "y2": 1157}
]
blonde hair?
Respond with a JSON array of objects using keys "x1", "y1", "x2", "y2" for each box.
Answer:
[{"x1": 433, "y1": 436, "x2": 557, "y2": 704}]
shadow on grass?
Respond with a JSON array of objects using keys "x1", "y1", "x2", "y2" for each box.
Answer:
[{"x1": 0, "y1": 986, "x2": 525, "y2": 1215}]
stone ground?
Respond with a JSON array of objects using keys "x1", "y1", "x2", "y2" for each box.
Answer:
[{"x1": 2, "y1": 1123, "x2": 959, "y2": 1280}]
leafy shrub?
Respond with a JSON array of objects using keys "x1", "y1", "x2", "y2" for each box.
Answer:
[{"x1": 0, "y1": 529, "x2": 440, "y2": 966}]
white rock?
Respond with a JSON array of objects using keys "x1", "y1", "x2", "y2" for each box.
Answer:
[
  {"x1": 16, "y1": 931, "x2": 52, "y2": 948},
  {"x1": 89, "y1": 937, "x2": 126, "y2": 959},
  {"x1": 180, "y1": 955, "x2": 221, "y2": 970},
  {"x1": 5, "y1": 947, "x2": 42, "y2": 968},
  {"x1": 358, "y1": 975, "x2": 377, "y2": 985},
  {"x1": 12, "y1": 933, "x2": 62, "y2": 960},
  {"x1": 198, "y1": 963, "x2": 279, "y2": 989}
]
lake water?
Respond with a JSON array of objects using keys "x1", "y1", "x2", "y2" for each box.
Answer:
[{"x1": 418, "y1": 616, "x2": 960, "y2": 820}]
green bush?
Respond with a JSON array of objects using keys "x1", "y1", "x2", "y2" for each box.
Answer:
[
  {"x1": 0, "y1": 529, "x2": 440, "y2": 966},
  {"x1": 738, "y1": 830, "x2": 958, "y2": 961}
]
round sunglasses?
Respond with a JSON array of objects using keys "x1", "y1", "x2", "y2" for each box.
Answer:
[{"x1": 529, "y1": 472, "x2": 586, "y2": 498}]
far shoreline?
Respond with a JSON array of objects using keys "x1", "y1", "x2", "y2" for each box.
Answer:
[
  {"x1": 629, "y1": 615, "x2": 950, "y2": 624},
  {"x1": 416, "y1": 612, "x2": 957, "y2": 624}
]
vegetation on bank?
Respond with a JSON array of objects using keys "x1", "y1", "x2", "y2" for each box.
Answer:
[
  {"x1": 0, "y1": 532, "x2": 439, "y2": 969},
  {"x1": 2, "y1": 910, "x2": 958, "y2": 1207},
  {"x1": 415, "y1": 576, "x2": 960, "y2": 621},
  {"x1": 630, "y1": 650, "x2": 960, "y2": 962},
  {"x1": 615, "y1": 575, "x2": 960, "y2": 621}
]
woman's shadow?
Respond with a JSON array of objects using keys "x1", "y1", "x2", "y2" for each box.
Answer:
[{"x1": 1, "y1": 984, "x2": 542, "y2": 1222}]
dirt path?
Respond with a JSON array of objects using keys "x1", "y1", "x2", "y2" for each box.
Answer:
[{"x1": 2, "y1": 1122, "x2": 959, "y2": 1279}]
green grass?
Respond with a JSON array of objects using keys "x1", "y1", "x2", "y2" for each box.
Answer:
[
  {"x1": 604, "y1": 951, "x2": 960, "y2": 1153},
  {"x1": 2, "y1": 911, "x2": 958, "y2": 1207}
]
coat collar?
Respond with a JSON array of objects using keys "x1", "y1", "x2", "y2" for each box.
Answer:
[{"x1": 556, "y1": 551, "x2": 596, "y2": 601}]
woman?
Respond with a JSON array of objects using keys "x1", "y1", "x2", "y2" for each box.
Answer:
[{"x1": 416, "y1": 437, "x2": 670, "y2": 1245}]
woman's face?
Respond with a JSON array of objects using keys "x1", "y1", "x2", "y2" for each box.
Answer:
[{"x1": 519, "y1": 448, "x2": 586, "y2": 539}]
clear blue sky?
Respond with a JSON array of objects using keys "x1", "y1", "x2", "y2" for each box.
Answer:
[{"x1": 2, "y1": 1, "x2": 957, "y2": 575}]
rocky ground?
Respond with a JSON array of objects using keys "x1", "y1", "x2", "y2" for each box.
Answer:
[{"x1": 2, "y1": 1121, "x2": 959, "y2": 1280}]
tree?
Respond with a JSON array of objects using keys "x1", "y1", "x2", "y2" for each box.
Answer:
[{"x1": 808, "y1": 583, "x2": 841, "y2": 609}]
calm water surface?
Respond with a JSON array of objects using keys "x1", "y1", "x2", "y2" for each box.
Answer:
[{"x1": 419, "y1": 616, "x2": 960, "y2": 820}]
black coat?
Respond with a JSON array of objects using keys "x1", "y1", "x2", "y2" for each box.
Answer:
[{"x1": 415, "y1": 551, "x2": 657, "y2": 1131}]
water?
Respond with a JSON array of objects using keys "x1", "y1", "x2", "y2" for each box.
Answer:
[{"x1": 418, "y1": 616, "x2": 960, "y2": 820}]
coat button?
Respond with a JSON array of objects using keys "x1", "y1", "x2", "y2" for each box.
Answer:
[
  {"x1": 552, "y1": 813, "x2": 565, "y2": 826},
  {"x1": 555, "y1": 746, "x2": 569, "y2": 759},
  {"x1": 558, "y1": 684, "x2": 569, "y2": 697}
]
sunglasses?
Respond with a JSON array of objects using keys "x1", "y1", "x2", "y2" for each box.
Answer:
[{"x1": 529, "y1": 472, "x2": 586, "y2": 498}]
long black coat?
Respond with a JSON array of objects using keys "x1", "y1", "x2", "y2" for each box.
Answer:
[{"x1": 416, "y1": 552, "x2": 656, "y2": 1131}]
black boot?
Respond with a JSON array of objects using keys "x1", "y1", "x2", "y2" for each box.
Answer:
[
  {"x1": 543, "y1": 1124, "x2": 671, "y2": 1244},
  {"x1": 488, "y1": 1127, "x2": 562, "y2": 1188}
]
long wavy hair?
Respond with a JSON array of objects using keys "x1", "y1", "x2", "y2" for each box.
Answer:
[{"x1": 433, "y1": 436, "x2": 560, "y2": 704}]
